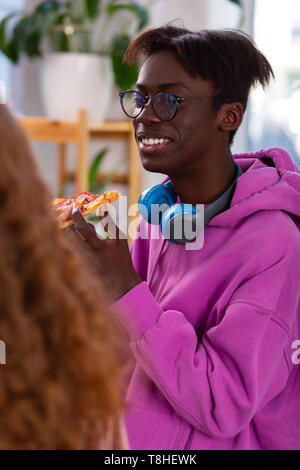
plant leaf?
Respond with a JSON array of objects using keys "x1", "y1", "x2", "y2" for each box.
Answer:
[
  {"x1": 35, "y1": 1, "x2": 67, "y2": 13},
  {"x1": 0, "y1": 13, "x2": 18, "y2": 60},
  {"x1": 88, "y1": 148, "x2": 108, "y2": 189},
  {"x1": 89, "y1": 158, "x2": 124, "y2": 194},
  {"x1": 5, "y1": 37, "x2": 19, "y2": 63},
  {"x1": 48, "y1": 13, "x2": 70, "y2": 52},
  {"x1": 31, "y1": 1, "x2": 63, "y2": 42},
  {"x1": 110, "y1": 33, "x2": 138, "y2": 90},
  {"x1": 15, "y1": 16, "x2": 42, "y2": 58},
  {"x1": 4, "y1": 1, "x2": 65, "y2": 62},
  {"x1": 227, "y1": 0, "x2": 242, "y2": 5},
  {"x1": 96, "y1": 158, "x2": 124, "y2": 190},
  {"x1": 35, "y1": 2, "x2": 69, "y2": 53},
  {"x1": 6, "y1": 16, "x2": 32, "y2": 62},
  {"x1": 85, "y1": 0, "x2": 101, "y2": 19},
  {"x1": 107, "y1": 1, "x2": 148, "y2": 31}
]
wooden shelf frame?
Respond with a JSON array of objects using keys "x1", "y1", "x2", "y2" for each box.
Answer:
[{"x1": 16, "y1": 109, "x2": 141, "y2": 211}]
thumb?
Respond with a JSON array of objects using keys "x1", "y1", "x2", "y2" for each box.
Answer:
[{"x1": 72, "y1": 206, "x2": 100, "y2": 248}]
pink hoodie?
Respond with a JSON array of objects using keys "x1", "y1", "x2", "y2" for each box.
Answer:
[{"x1": 114, "y1": 147, "x2": 300, "y2": 450}]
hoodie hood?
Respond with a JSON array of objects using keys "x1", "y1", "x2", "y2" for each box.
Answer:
[{"x1": 209, "y1": 147, "x2": 300, "y2": 228}]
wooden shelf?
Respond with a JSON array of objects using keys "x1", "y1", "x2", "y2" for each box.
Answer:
[
  {"x1": 17, "y1": 110, "x2": 140, "y2": 203},
  {"x1": 16, "y1": 110, "x2": 140, "y2": 243},
  {"x1": 89, "y1": 120, "x2": 132, "y2": 134}
]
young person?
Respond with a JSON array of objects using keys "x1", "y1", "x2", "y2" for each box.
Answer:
[
  {"x1": 0, "y1": 105, "x2": 129, "y2": 450},
  {"x1": 71, "y1": 26, "x2": 300, "y2": 450}
]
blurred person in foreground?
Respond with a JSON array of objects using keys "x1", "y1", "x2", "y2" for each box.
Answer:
[
  {"x1": 67, "y1": 25, "x2": 300, "y2": 450},
  {"x1": 0, "y1": 104, "x2": 129, "y2": 450}
]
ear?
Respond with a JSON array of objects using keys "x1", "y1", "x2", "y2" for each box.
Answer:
[{"x1": 217, "y1": 103, "x2": 244, "y2": 133}]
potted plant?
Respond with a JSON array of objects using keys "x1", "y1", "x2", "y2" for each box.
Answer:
[{"x1": 0, "y1": 0, "x2": 151, "y2": 121}]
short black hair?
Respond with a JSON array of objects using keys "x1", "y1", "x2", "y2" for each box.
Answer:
[{"x1": 124, "y1": 25, "x2": 274, "y2": 144}]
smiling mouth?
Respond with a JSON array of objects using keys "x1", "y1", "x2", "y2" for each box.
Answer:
[
  {"x1": 141, "y1": 137, "x2": 169, "y2": 146},
  {"x1": 138, "y1": 136, "x2": 172, "y2": 153}
]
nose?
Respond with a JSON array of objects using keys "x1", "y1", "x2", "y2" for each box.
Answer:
[{"x1": 135, "y1": 98, "x2": 161, "y2": 125}]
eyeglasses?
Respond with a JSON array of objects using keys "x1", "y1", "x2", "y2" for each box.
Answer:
[{"x1": 119, "y1": 89, "x2": 216, "y2": 121}]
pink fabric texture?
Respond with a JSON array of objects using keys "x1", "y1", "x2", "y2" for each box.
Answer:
[{"x1": 113, "y1": 147, "x2": 300, "y2": 450}]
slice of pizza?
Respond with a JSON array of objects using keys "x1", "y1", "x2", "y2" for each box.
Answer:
[{"x1": 52, "y1": 190, "x2": 120, "y2": 229}]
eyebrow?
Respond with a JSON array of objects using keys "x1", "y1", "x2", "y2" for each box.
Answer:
[{"x1": 135, "y1": 82, "x2": 190, "y2": 91}]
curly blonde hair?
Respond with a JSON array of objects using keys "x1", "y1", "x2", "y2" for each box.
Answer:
[{"x1": 0, "y1": 105, "x2": 129, "y2": 449}]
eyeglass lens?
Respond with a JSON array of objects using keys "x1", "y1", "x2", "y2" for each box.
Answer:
[
  {"x1": 121, "y1": 91, "x2": 144, "y2": 118},
  {"x1": 121, "y1": 91, "x2": 178, "y2": 120},
  {"x1": 154, "y1": 93, "x2": 177, "y2": 120}
]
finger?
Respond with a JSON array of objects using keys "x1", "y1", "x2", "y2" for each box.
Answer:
[
  {"x1": 95, "y1": 222, "x2": 108, "y2": 240},
  {"x1": 86, "y1": 221, "x2": 97, "y2": 233},
  {"x1": 99, "y1": 209, "x2": 109, "y2": 233},
  {"x1": 63, "y1": 223, "x2": 76, "y2": 234},
  {"x1": 72, "y1": 206, "x2": 99, "y2": 247},
  {"x1": 98, "y1": 204, "x2": 108, "y2": 218},
  {"x1": 99, "y1": 209, "x2": 127, "y2": 241},
  {"x1": 99, "y1": 208, "x2": 118, "y2": 239}
]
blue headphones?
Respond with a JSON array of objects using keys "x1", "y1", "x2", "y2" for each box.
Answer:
[{"x1": 138, "y1": 161, "x2": 243, "y2": 244}]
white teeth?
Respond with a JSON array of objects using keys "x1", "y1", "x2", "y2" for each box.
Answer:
[{"x1": 141, "y1": 137, "x2": 168, "y2": 146}]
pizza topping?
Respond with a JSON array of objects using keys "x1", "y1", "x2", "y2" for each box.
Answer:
[
  {"x1": 83, "y1": 194, "x2": 105, "y2": 213},
  {"x1": 73, "y1": 192, "x2": 95, "y2": 209},
  {"x1": 103, "y1": 191, "x2": 119, "y2": 203},
  {"x1": 52, "y1": 190, "x2": 121, "y2": 229}
]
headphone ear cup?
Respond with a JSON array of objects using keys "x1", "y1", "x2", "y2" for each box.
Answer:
[
  {"x1": 161, "y1": 203, "x2": 198, "y2": 243},
  {"x1": 138, "y1": 182, "x2": 177, "y2": 224}
]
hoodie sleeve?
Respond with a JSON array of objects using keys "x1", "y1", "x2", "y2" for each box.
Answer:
[{"x1": 113, "y1": 235, "x2": 300, "y2": 439}]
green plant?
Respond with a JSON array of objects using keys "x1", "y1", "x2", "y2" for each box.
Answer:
[
  {"x1": 0, "y1": 0, "x2": 152, "y2": 91},
  {"x1": 88, "y1": 146, "x2": 124, "y2": 194},
  {"x1": 59, "y1": 146, "x2": 123, "y2": 197},
  {"x1": 87, "y1": 147, "x2": 124, "y2": 225}
]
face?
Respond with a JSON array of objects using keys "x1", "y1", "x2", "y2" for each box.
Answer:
[{"x1": 132, "y1": 50, "x2": 221, "y2": 176}]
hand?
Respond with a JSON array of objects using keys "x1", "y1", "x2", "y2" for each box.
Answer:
[{"x1": 66, "y1": 207, "x2": 141, "y2": 302}]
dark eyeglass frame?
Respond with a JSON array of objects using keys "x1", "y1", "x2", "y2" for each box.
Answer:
[{"x1": 119, "y1": 89, "x2": 217, "y2": 121}]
